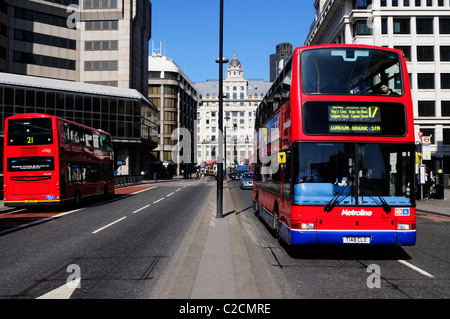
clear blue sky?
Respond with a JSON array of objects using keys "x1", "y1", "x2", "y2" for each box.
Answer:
[{"x1": 150, "y1": 0, "x2": 315, "y2": 83}]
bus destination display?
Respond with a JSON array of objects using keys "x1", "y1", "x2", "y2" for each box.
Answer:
[{"x1": 328, "y1": 105, "x2": 381, "y2": 134}]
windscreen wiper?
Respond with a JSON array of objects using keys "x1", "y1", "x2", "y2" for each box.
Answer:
[
  {"x1": 365, "y1": 177, "x2": 391, "y2": 214},
  {"x1": 324, "y1": 181, "x2": 349, "y2": 213}
]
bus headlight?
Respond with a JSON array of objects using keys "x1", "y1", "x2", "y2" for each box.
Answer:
[
  {"x1": 398, "y1": 224, "x2": 410, "y2": 230},
  {"x1": 301, "y1": 223, "x2": 315, "y2": 229}
]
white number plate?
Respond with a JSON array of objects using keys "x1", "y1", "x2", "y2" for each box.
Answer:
[{"x1": 343, "y1": 236, "x2": 371, "y2": 244}]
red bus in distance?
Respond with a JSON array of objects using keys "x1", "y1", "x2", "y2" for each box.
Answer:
[
  {"x1": 3, "y1": 113, "x2": 114, "y2": 207},
  {"x1": 253, "y1": 44, "x2": 416, "y2": 246}
]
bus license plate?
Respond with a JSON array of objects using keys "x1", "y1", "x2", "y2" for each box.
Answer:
[
  {"x1": 343, "y1": 236, "x2": 371, "y2": 244},
  {"x1": 25, "y1": 199, "x2": 38, "y2": 203}
]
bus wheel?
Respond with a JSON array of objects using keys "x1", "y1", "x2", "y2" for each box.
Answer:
[
  {"x1": 254, "y1": 194, "x2": 259, "y2": 216},
  {"x1": 74, "y1": 190, "x2": 81, "y2": 208},
  {"x1": 273, "y1": 206, "x2": 280, "y2": 239}
]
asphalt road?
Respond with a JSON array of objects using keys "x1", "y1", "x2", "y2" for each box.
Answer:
[
  {"x1": 1, "y1": 177, "x2": 448, "y2": 300},
  {"x1": 229, "y1": 180, "x2": 450, "y2": 299},
  {"x1": 0, "y1": 178, "x2": 214, "y2": 299}
]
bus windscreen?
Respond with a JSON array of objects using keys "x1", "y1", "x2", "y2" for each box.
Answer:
[
  {"x1": 301, "y1": 48, "x2": 403, "y2": 96},
  {"x1": 7, "y1": 118, "x2": 53, "y2": 145}
]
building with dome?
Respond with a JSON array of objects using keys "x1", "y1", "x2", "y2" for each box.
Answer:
[{"x1": 195, "y1": 53, "x2": 272, "y2": 169}]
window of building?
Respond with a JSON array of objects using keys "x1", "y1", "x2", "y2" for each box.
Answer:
[
  {"x1": 417, "y1": 46, "x2": 434, "y2": 61},
  {"x1": 416, "y1": 18, "x2": 433, "y2": 34},
  {"x1": 417, "y1": 73, "x2": 435, "y2": 89},
  {"x1": 443, "y1": 128, "x2": 450, "y2": 145},
  {"x1": 354, "y1": 21, "x2": 372, "y2": 35},
  {"x1": 148, "y1": 85, "x2": 160, "y2": 94},
  {"x1": 85, "y1": 20, "x2": 118, "y2": 31},
  {"x1": 394, "y1": 18, "x2": 410, "y2": 34},
  {"x1": 439, "y1": 18, "x2": 450, "y2": 34},
  {"x1": 440, "y1": 46, "x2": 450, "y2": 61},
  {"x1": 441, "y1": 73, "x2": 450, "y2": 89},
  {"x1": 148, "y1": 71, "x2": 161, "y2": 79},
  {"x1": 14, "y1": 51, "x2": 76, "y2": 70},
  {"x1": 85, "y1": 40, "x2": 118, "y2": 51},
  {"x1": 418, "y1": 101, "x2": 435, "y2": 116},
  {"x1": 442, "y1": 101, "x2": 450, "y2": 116},
  {"x1": 84, "y1": 0, "x2": 117, "y2": 9},
  {"x1": 382, "y1": 18, "x2": 388, "y2": 34},
  {"x1": 85, "y1": 60, "x2": 118, "y2": 71}
]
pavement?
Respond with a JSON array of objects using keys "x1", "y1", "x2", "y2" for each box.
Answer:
[
  {"x1": 165, "y1": 179, "x2": 260, "y2": 299},
  {"x1": 0, "y1": 180, "x2": 448, "y2": 300},
  {"x1": 415, "y1": 188, "x2": 450, "y2": 217}
]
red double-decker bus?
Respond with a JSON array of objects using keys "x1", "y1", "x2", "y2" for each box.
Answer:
[
  {"x1": 3, "y1": 113, "x2": 114, "y2": 207},
  {"x1": 253, "y1": 44, "x2": 416, "y2": 246}
]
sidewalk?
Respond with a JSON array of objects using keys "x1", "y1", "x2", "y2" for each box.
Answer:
[
  {"x1": 415, "y1": 188, "x2": 450, "y2": 217},
  {"x1": 167, "y1": 182, "x2": 260, "y2": 299}
]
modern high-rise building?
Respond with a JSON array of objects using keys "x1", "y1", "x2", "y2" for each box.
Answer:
[
  {"x1": 148, "y1": 52, "x2": 198, "y2": 176},
  {"x1": 0, "y1": 0, "x2": 156, "y2": 179},
  {"x1": 270, "y1": 42, "x2": 293, "y2": 82},
  {"x1": 196, "y1": 53, "x2": 272, "y2": 168},
  {"x1": 0, "y1": 0, "x2": 151, "y2": 96},
  {"x1": 305, "y1": 0, "x2": 450, "y2": 175}
]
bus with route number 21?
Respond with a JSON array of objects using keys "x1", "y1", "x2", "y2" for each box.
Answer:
[
  {"x1": 253, "y1": 44, "x2": 416, "y2": 246},
  {"x1": 3, "y1": 113, "x2": 114, "y2": 207}
]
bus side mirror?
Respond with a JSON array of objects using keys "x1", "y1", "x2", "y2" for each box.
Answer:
[{"x1": 278, "y1": 152, "x2": 286, "y2": 164}]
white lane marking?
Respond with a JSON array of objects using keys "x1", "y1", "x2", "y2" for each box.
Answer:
[
  {"x1": 398, "y1": 260, "x2": 435, "y2": 278},
  {"x1": 36, "y1": 278, "x2": 81, "y2": 299},
  {"x1": 166, "y1": 192, "x2": 174, "y2": 197},
  {"x1": 175, "y1": 188, "x2": 182, "y2": 192},
  {"x1": 92, "y1": 216, "x2": 127, "y2": 234},
  {"x1": 153, "y1": 198, "x2": 164, "y2": 204},
  {"x1": 132, "y1": 204, "x2": 150, "y2": 214},
  {"x1": 131, "y1": 186, "x2": 156, "y2": 195}
]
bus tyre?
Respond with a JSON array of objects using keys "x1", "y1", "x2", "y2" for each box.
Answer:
[
  {"x1": 74, "y1": 190, "x2": 81, "y2": 208},
  {"x1": 104, "y1": 185, "x2": 109, "y2": 199},
  {"x1": 254, "y1": 195, "x2": 259, "y2": 216},
  {"x1": 273, "y1": 206, "x2": 280, "y2": 239}
]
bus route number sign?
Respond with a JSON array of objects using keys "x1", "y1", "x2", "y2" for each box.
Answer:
[{"x1": 328, "y1": 105, "x2": 381, "y2": 134}]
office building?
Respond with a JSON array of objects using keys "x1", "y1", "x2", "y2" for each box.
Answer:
[
  {"x1": 270, "y1": 42, "x2": 293, "y2": 82},
  {"x1": 196, "y1": 53, "x2": 272, "y2": 168},
  {"x1": 148, "y1": 52, "x2": 198, "y2": 176},
  {"x1": 305, "y1": 0, "x2": 450, "y2": 174},
  {"x1": 0, "y1": 0, "x2": 151, "y2": 96},
  {"x1": 0, "y1": 0, "x2": 156, "y2": 179}
]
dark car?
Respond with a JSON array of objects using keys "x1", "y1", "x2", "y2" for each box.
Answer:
[{"x1": 240, "y1": 172, "x2": 253, "y2": 189}]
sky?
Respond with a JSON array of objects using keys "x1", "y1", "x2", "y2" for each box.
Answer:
[{"x1": 150, "y1": 0, "x2": 316, "y2": 83}]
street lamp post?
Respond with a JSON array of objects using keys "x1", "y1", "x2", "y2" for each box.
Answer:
[
  {"x1": 215, "y1": 0, "x2": 226, "y2": 218},
  {"x1": 224, "y1": 116, "x2": 230, "y2": 179}
]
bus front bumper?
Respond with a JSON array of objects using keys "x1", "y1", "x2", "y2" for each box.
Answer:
[{"x1": 280, "y1": 223, "x2": 416, "y2": 246}]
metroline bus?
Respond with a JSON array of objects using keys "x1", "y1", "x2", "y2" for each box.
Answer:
[
  {"x1": 3, "y1": 113, "x2": 114, "y2": 207},
  {"x1": 253, "y1": 44, "x2": 416, "y2": 246}
]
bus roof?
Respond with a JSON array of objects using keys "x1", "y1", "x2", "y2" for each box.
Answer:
[{"x1": 6, "y1": 113, "x2": 111, "y2": 136}]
